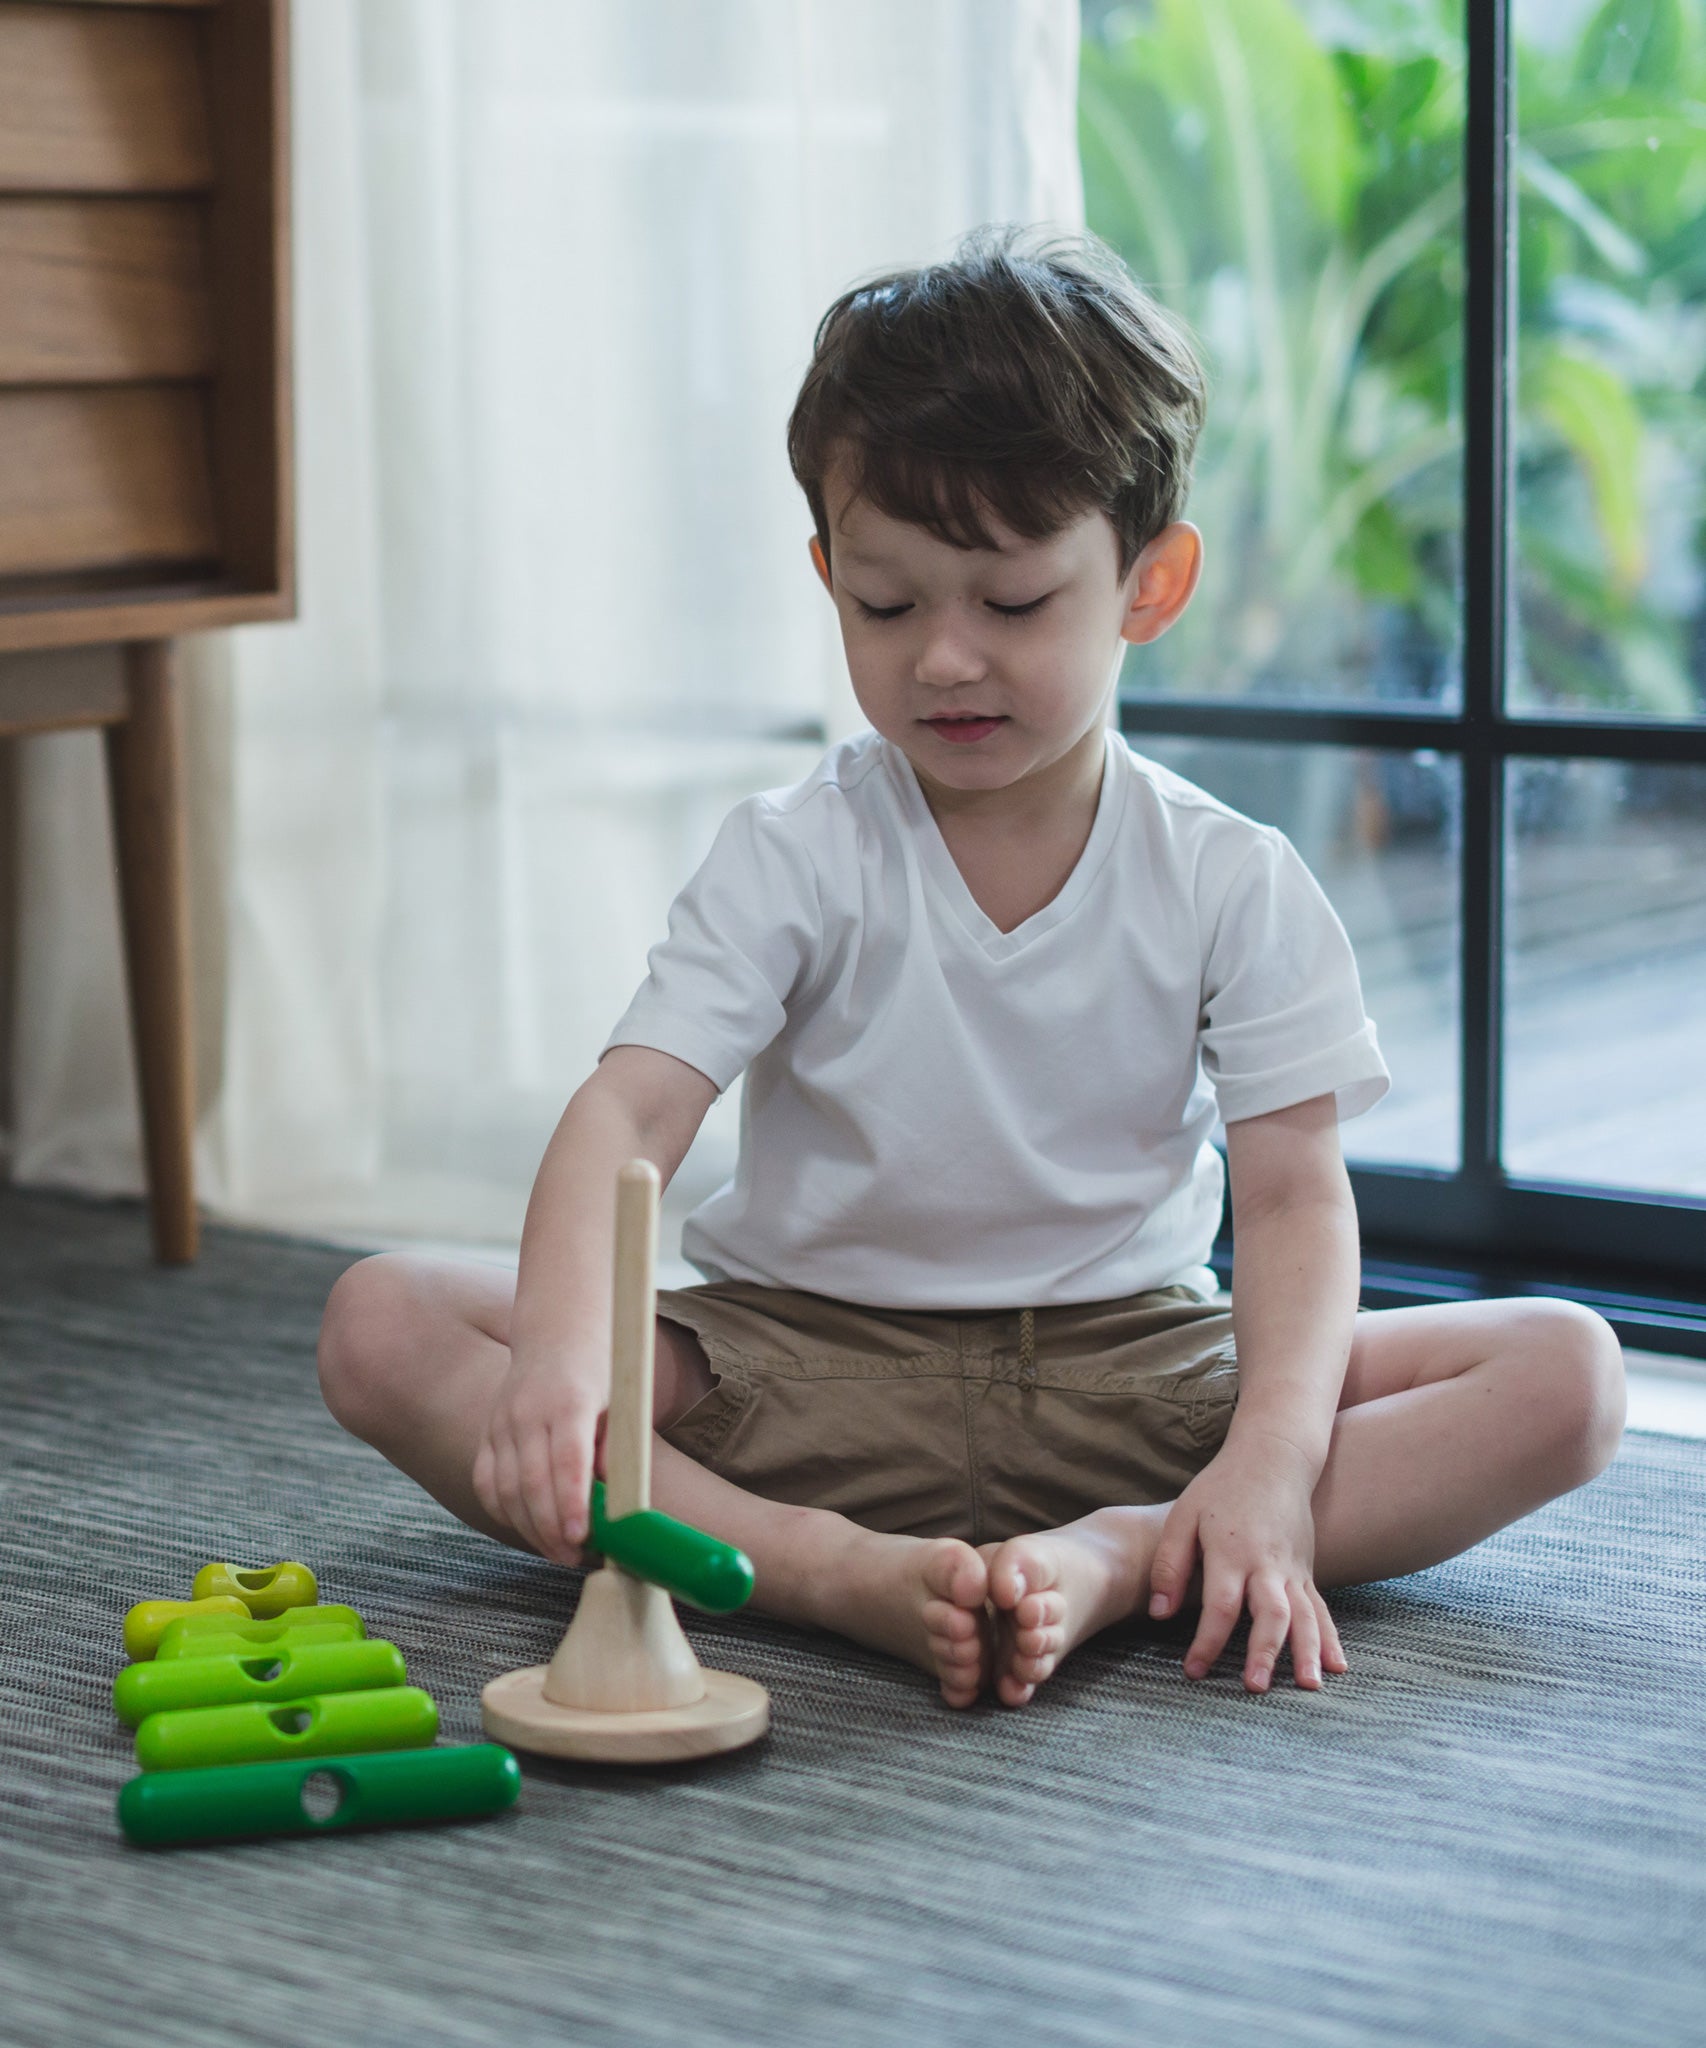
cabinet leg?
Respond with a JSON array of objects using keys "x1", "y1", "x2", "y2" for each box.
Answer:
[{"x1": 105, "y1": 641, "x2": 198, "y2": 1264}]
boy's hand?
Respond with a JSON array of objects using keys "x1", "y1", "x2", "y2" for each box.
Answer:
[
  {"x1": 472, "y1": 1360, "x2": 606, "y2": 1566},
  {"x1": 1145, "y1": 1430, "x2": 1347, "y2": 1692}
]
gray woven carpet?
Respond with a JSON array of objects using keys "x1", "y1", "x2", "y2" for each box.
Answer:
[{"x1": 2, "y1": 1186, "x2": 1704, "y2": 2048}]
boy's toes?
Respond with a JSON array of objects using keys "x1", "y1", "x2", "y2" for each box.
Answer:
[
  {"x1": 921, "y1": 1596, "x2": 981, "y2": 1644},
  {"x1": 1013, "y1": 1587, "x2": 1065, "y2": 1637},
  {"x1": 931, "y1": 1629, "x2": 982, "y2": 1677},
  {"x1": 923, "y1": 1537, "x2": 988, "y2": 1613},
  {"x1": 919, "y1": 1539, "x2": 991, "y2": 1706},
  {"x1": 929, "y1": 1612, "x2": 990, "y2": 1707},
  {"x1": 998, "y1": 1653, "x2": 1060, "y2": 1705},
  {"x1": 1009, "y1": 1639, "x2": 1062, "y2": 1685},
  {"x1": 987, "y1": 1536, "x2": 1060, "y2": 1616},
  {"x1": 982, "y1": 1532, "x2": 1096, "y2": 1704},
  {"x1": 1012, "y1": 1618, "x2": 1065, "y2": 1665}
]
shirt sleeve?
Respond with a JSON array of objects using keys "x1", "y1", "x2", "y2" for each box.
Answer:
[
  {"x1": 1198, "y1": 827, "x2": 1390, "y2": 1125},
  {"x1": 600, "y1": 796, "x2": 821, "y2": 1093}
]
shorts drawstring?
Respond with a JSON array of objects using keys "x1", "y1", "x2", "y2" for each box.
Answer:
[{"x1": 1018, "y1": 1307, "x2": 1036, "y2": 1389}]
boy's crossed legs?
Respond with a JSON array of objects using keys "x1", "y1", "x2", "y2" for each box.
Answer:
[{"x1": 318, "y1": 1258, "x2": 1624, "y2": 1705}]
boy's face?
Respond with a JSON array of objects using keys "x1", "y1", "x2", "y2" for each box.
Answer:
[{"x1": 812, "y1": 462, "x2": 1201, "y2": 812}]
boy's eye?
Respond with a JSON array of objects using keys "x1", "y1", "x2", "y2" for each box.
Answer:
[{"x1": 850, "y1": 594, "x2": 1052, "y2": 622}]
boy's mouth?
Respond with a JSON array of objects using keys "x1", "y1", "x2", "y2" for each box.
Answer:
[{"x1": 922, "y1": 714, "x2": 1007, "y2": 744}]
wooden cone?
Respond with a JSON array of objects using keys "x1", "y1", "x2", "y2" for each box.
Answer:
[{"x1": 542, "y1": 1568, "x2": 704, "y2": 1712}]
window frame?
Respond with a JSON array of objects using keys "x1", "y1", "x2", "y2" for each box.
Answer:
[{"x1": 1116, "y1": 1, "x2": 1706, "y2": 1357}]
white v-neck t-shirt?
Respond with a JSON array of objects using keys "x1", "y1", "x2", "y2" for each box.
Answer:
[{"x1": 604, "y1": 727, "x2": 1388, "y2": 1310}]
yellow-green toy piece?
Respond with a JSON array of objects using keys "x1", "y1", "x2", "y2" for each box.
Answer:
[
  {"x1": 123, "y1": 1597, "x2": 250, "y2": 1660},
  {"x1": 192, "y1": 1560, "x2": 318, "y2": 1616},
  {"x1": 155, "y1": 1607, "x2": 365, "y2": 1659},
  {"x1": 135, "y1": 1685, "x2": 438, "y2": 1771}
]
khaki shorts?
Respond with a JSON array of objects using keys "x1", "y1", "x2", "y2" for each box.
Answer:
[{"x1": 655, "y1": 1282, "x2": 1239, "y2": 1546}]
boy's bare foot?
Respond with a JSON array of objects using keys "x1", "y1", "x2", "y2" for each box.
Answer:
[
  {"x1": 979, "y1": 1505, "x2": 1167, "y2": 1707},
  {"x1": 808, "y1": 1527, "x2": 991, "y2": 1708}
]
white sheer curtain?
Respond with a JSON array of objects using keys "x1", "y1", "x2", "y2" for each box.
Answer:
[{"x1": 5, "y1": 0, "x2": 1083, "y2": 1258}]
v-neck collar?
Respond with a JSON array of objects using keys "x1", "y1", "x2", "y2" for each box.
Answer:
[{"x1": 880, "y1": 727, "x2": 1127, "y2": 961}]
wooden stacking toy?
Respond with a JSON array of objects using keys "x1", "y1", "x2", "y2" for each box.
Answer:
[{"x1": 481, "y1": 1160, "x2": 770, "y2": 1764}]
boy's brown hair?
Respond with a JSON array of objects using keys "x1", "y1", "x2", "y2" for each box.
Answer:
[{"x1": 787, "y1": 225, "x2": 1207, "y2": 576}]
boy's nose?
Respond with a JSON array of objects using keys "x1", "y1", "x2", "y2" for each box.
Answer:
[{"x1": 913, "y1": 619, "x2": 989, "y2": 688}]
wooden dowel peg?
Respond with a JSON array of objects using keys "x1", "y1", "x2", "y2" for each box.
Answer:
[{"x1": 605, "y1": 1160, "x2": 660, "y2": 1520}]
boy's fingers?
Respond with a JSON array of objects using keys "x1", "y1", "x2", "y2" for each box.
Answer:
[
  {"x1": 489, "y1": 1435, "x2": 526, "y2": 1547},
  {"x1": 1287, "y1": 1584, "x2": 1324, "y2": 1689},
  {"x1": 1314, "y1": 1587, "x2": 1349, "y2": 1673},
  {"x1": 1241, "y1": 1572, "x2": 1290, "y2": 1691},
  {"x1": 1147, "y1": 1509, "x2": 1197, "y2": 1618},
  {"x1": 471, "y1": 1440, "x2": 498, "y2": 1524},
  {"x1": 518, "y1": 1432, "x2": 566, "y2": 1561},
  {"x1": 1183, "y1": 1574, "x2": 1245, "y2": 1679},
  {"x1": 546, "y1": 1419, "x2": 593, "y2": 1553},
  {"x1": 496, "y1": 1435, "x2": 549, "y2": 1560}
]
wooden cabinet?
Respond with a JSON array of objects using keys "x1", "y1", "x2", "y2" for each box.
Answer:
[{"x1": 0, "y1": 0, "x2": 293, "y2": 1259}]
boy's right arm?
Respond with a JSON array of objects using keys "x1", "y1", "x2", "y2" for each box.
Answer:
[{"x1": 472, "y1": 1043, "x2": 719, "y2": 1565}]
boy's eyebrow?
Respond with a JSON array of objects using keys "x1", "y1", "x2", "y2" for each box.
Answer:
[{"x1": 834, "y1": 536, "x2": 1041, "y2": 570}]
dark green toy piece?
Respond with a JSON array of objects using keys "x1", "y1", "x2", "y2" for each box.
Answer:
[
  {"x1": 154, "y1": 1607, "x2": 366, "y2": 1660},
  {"x1": 118, "y1": 1744, "x2": 520, "y2": 1848},
  {"x1": 114, "y1": 1640, "x2": 406, "y2": 1727},
  {"x1": 135, "y1": 1685, "x2": 438, "y2": 1771},
  {"x1": 589, "y1": 1479, "x2": 754, "y2": 1613}
]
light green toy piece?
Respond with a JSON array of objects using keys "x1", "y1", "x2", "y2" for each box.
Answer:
[
  {"x1": 155, "y1": 1607, "x2": 366, "y2": 1659},
  {"x1": 123, "y1": 1597, "x2": 250, "y2": 1660},
  {"x1": 115, "y1": 1639, "x2": 405, "y2": 1727},
  {"x1": 192, "y1": 1560, "x2": 317, "y2": 1617},
  {"x1": 118, "y1": 1744, "x2": 521, "y2": 1848},
  {"x1": 135, "y1": 1685, "x2": 438, "y2": 1771}
]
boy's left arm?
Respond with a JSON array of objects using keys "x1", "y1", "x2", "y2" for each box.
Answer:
[{"x1": 1146, "y1": 1092, "x2": 1360, "y2": 1692}]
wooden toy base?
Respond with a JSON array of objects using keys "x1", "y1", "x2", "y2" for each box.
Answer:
[{"x1": 481, "y1": 1665, "x2": 769, "y2": 1764}]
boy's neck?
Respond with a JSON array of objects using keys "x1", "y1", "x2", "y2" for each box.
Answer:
[
  {"x1": 908, "y1": 721, "x2": 1110, "y2": 934},
  {"x1": 910, "y1": 718, "x2": 1107, "y2": 835}
]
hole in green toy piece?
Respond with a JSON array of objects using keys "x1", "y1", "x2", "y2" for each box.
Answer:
[
  {"x1": 270, "y1": 1707, "x2": 314, "y2": 1735},
  {"x1": 299, "y1": 1770, "x2": 346, "y2": 1825},
  {"x1": 240, "y1": 1658, "x2": 284, "y2": 1682},
  {"x1": 235, "y1": 1570, "x2": 277, "y2": 1590}
]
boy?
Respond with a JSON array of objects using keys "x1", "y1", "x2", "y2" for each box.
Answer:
[{"x1": 319, "y1": 228, "x2": 1624, "y2": 1708}]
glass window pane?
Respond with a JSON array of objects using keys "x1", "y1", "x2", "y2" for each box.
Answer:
[
  {"x1": 1081, "y1": 2, "x2": 1465, "y2": 706},
  {"x1": 1132, "y1": 735, "x2": 1461, "y2": 1168},
  {"x1": 1512, "y1": 1, "x2": 1706, "y2": 720},
  {"x1": 1503, "y1": 759, "x2": 1706, "y2": 1194}
]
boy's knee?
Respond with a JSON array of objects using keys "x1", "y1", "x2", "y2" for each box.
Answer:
[
  {"x1": 1516, "y1": 1299, "x2": 1625, "y2": 1482},
  {"x1": 317, "y1": 1253, "x2": 419, "y2": 1433}
]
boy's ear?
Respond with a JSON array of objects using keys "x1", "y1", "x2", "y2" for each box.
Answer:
[
  {"x1": 1120, "y1": 522, "x2": 1203, "y2": 646},
  {"x1": 808, "y1": 535, "x2": 832, "y2": 594}
]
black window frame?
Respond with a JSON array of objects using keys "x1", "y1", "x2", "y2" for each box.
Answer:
[{"x1": 1116, "y1": 2, "x2": 1706, "y2": 1357}]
